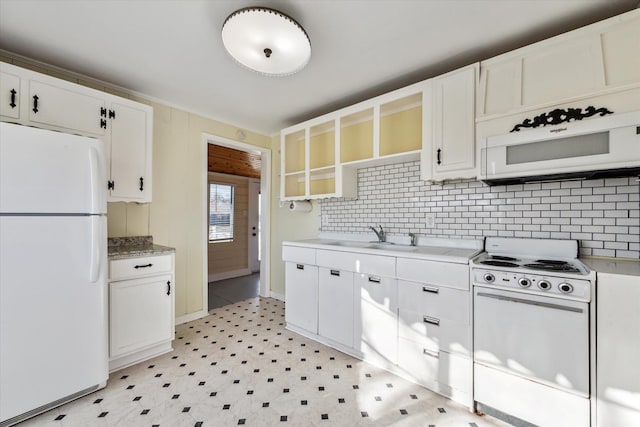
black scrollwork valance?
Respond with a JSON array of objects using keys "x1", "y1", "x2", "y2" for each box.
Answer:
[{"x1": 510, "y1": 106, "x2": 614, "y2": 132}]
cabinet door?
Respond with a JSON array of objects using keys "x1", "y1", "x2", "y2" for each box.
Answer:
[
  {"x1": 597, "y1": 273, "x2": 640, "y2": 426},
  {"x1": 429, "y1": 64, "x2": 477, "y2": 180},
  {"x1": 0, "y1": 71, "x2": 20, "y2": 119},
  {"x1": 284, "y1": 262, "x2": 318, "y2": 334},
  {"x1": 318, "y1": 267, "x2": 354, "y2": 348},
  {"x1": 354, "y1": 273, "x2": 397, "y2": 365},
  {"x1": 28, "y1": 79, "x2": 106, "y2": 136},
  {"x1": 108, "y1": 98, "x2": 153, "y2": 202},
  {"x1": 109, "y1": 274, "x2": 173, "y2": 358}
]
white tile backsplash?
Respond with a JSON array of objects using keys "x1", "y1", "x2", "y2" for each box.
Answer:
[{"x1": 319, "y1": 161, "x2": 640, "y2": 259}]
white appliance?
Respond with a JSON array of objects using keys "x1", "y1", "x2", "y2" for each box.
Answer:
[
  {"x1": 0, "y1": 123, "x2": 108, "y2": 426},
  {"x1": 479, "y1": 110, "x2": 640, "y2": 185},
  {"x1": 471, "y1": 237, "x2": 596, "y2": 427}
]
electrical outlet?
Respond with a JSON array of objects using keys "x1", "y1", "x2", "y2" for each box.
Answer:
[
  {"x1": 321, "y1": 214, "x2": 329, "y2": 226},
  {"x1": 425, "y1": 213, "x2": 435, "y2": 228}
]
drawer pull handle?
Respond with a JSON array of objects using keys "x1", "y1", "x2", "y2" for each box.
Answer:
[
  {"x1": 330, "y1": 270, "x2": 340, "y2": 277},
  {"x1": 296, "y1": 264, "x2": 304, "y2": 270},
  {"x1": 134, "y1": 263, "x2": 153, "y2": 269},
  {"x1": 368, "y1": 276, "x2": 381, "y2": 283},
  {"x1": 423, "y1": 348, "x2": 439, "y2": 358},
  {"x1": 10, "y1": 89, "x2": 17, "y2": 108},
  {"x1": 167, "y1": 281, "x2": 171, "y2": 296},
  {"x1": 423, "y1": 316, "x2": 440, "y2": 326},
  {"x1": 422, "y1": 286, "x2": 439, "y2": 294}
]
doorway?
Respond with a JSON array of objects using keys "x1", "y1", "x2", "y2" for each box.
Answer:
[{"x1": 202, "y1": 135, "x2": 271, "y2": 311}]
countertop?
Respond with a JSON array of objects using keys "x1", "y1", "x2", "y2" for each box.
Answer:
[
  {"x1": 108, "y1": 236, "x2": 175, "y2": 260},
  {"x1": 283, "y1": 238, "x2": 482, "y2": 264},
  {"x1": 581, "y1": 257, "x2": 640, "y2": 277}
]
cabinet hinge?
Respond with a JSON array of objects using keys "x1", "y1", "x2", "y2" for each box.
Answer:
[
  {"x1": 107, "y1": 180, "x2": 115, "y2": 190},
  {"x1": 100, "y1": 119, "x2": 107, "y2": 129},
  {"x1": 108, "y1": 109, "x2": 116, "y2": 119},
  {"x1": 100, "y1": 107, "x2": 107, "y2": 117}
]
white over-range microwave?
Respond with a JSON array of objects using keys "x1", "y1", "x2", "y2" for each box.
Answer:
[{"x1": 479, "y1": 110, "x2": 640, "y2": 185}]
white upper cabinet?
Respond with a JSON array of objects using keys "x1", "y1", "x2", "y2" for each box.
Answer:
[
  {"x1": 107, "y1": 98, "x2": 153, "y2": 202},
  {"x1": 0, "y1": 61, "x2": 153, "y2": 203},
  {"x1": 28, "y1": 78, "x2": 106, "y2": 136},
  {"x1": 422, "y1": 63, "x2": 478, "y2": 181},
  {"x1": 280, "y1": 82, "x2": 427, "y2": 201},
  {"x1": 0, "y1": 70, "x2": 20, "y2": 120},
  {"x1": 478, "y1": 9, "x2": 640, "y2": 118}
]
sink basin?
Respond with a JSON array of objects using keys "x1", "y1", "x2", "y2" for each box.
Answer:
[
  {"x1": 325, "y1": 241, "x2": 373, "y2": 248},
  {"x1": 370, "y1": 244, "x2": 417, "y2": 252},
  {"x1": 324, "y1": 241, "x2": 417, "y2": 252}
]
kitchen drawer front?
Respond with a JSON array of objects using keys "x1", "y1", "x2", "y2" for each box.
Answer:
[
  {"x1": 109, "y1": 254, "x2": 173, "y2": 281},
  {"x1": 282, "y1": 246, "x2": 316, "y2": 265},
  {"x1": 398, "y1": 280, "x2": 470, "y2": 324},
  {"x1": 316, "y1": 249, "x2": 395, "y2": 277},
  {"x1": 396, "y1": 257, "x2": 468, "y2": 290},
  {"x1": 398, "y1": 308, "x2": 471, "y2": 357},
  {"x1": 397, "y1": 337, "x2": 471, "y2": 396}
]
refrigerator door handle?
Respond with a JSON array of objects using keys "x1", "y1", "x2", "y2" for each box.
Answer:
[
  {"x1": 88, "y1": 144, "x2": 106, "y2": 213},
  {"x1": 89, "y1": 216, "x2": 102, "y2": 283}
]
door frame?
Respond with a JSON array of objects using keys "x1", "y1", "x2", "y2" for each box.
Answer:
[
  {"x1": 248, "y1": 179, "x2": 261, "y2": 273},
  {"x1": 201, "y1": 134, "x2": 271, "y2": 309}
]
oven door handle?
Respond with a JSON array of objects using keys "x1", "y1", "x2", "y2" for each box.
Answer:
[{"x1": 476, "y1": 292, "x2": 584, "y2": 313}]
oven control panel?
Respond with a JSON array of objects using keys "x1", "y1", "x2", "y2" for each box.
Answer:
[{"x1": 472, "y1": 269, "x2": 591, "y2": 302}]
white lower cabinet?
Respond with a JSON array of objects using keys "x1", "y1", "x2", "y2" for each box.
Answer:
[
  {"x1": 354, "y1": 273, "x2": 398, "y2": 367},
  {"x1": 283, "y1": 243, "x2": 473, "y2": 409},
  {"x1": 318, "y1": 267, "x2": 354, "y2": 349},
  {"x1": 284, "y1": 262, "x2": 318, "y2": 334},
  {"x1": 596, "y1": 272, "x2": 640, "y2": 427},
  {"x1": 108, "y1": 253, "x2": 175, "y2": 372}
]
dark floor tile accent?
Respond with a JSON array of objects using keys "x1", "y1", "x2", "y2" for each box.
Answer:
[
  {"x1": 361, "y1": 412, "x2": 369, "y2": 418},
  {"x1": 54, "y1": 415, "x2": 65, "y2": 421},
  {"x1": 375, "y1": 396, "x2": 382, "y2": 401},
  {"x1": 238, "y1": 420, "x2": 246, "y2": 425},
  {"x1": 262, "y1": 402, "x2": 269, "y2": 408},
  {"x1": 321, "y1": 414, "x2": 329, "y2": 420},
  {"x1": 338, "y1": 398, "x2": 345, "y2": 403},
  {"x1": 93, "y1": 399, "x2": 102, "y2": 404},
  {"x1": 400, "y1": 409, "x2": 408, "y2": 415},
  {"x1": 141, "y1": 409, "x2": 150, "y2": 415},
  {"x1": 133, "y1": 396, "x2": 142, "y2": 401},
  {"x1": 223, "y1": 404, "x2": 231, "y2": 410},
  {"x1": 301, "y1": 400, "x2": 307, "y2": 406},
  {"x1": 98, "y1": 412, "x2": 108, "y2": 418},
  {"x1": 195, "y1": 422, "x2": 203, "y2": 427},
  {"x1": 280, "y1": 415, "x2": 288, "y2": 422},
  {"x1": 172, "y1": 394, "x2": 180, "y2": 399},
  {"x1": 182, "y1": 407, "x2": 191, "y2": 413},
  {"x1": 410, "y1": 394, "x2": 418, "y2": 399},
  {"x1": 438, "y1": 408, "x2": 446, "y2": 413}
]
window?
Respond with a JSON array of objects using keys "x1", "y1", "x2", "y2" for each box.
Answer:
[{"x1": 209, "y1": 183, "x2": 234, "y2": 242}]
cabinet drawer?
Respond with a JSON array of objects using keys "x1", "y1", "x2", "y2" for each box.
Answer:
[
  {"x1": 316, "y1": 249, "x2": 395, "y2": 277},
  {"x1": 398, "y1": 280, "x2": 470, "y2": 324},
  {"x1": 282, "y1": 245, "x2": 316, "y2": 265},
  {"x1": 396, "y1": 257, "x2": 468, "y2": 290},
  {"x1": 397, "y1": 337, "x2": 471, "y2": 396},
  {"x1": 109, "y1": 254, "x2": 173, "y2": 281},
  {"x1": 398, "y1": 308, "x2": 471, "y2": 356}
]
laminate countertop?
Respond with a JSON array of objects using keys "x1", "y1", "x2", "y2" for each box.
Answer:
[
  {"x1": 108, "y1": 236, "x2": 175, "y2": 260},
  {"x1": 581, "y1": 257, "x2": 640, "y2": 277}
]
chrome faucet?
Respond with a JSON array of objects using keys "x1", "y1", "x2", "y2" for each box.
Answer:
[
  {"x1": 409, "y1": 232, "x2": 418, "y2": 246},
  {"x1": 369, "y1": 225, "x2": 386, "y2": 242}
]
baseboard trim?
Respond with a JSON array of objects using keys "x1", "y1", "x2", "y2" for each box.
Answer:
[
  {"x1": 269, "y1": 291, "x2": 285, "y2": 301},
  {"x1": 175, "y1": 309, "x2": 209, "y2": 325},
  {"x1": 208, "y1": 268, "x2": 252, "y2": 282}
]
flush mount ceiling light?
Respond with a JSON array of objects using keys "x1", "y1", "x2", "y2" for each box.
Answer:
[{"x1": 221, "y1": 6, "x2": 311, "y2": 76}]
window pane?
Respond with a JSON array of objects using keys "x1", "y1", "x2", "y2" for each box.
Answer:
[{"x1": 209, "y1": 183, "x2": 234, "y2": 242}]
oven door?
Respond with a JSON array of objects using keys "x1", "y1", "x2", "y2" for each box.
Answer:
[{"x1": 473, "y1": 286, "x2": 589, "y2": 396}]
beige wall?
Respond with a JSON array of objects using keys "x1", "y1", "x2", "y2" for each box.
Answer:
[
  {"x1": 207, "y1": 173, "x2": 249, "y2": 277},
  {"x1": 109, "y1": 102, "x2": 270, "y2": 318}
]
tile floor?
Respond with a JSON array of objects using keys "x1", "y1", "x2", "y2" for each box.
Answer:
[
  {"x1": 20, "y1": 297, "x2": 509, "y2": 427},
  {"x1": 208, "y1": 274, "x2": 260, "y2": 309}
]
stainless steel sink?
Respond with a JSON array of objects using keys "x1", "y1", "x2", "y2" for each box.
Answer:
[{"x1": 324, "y1": 241, "x2": 417, "y2": 252}]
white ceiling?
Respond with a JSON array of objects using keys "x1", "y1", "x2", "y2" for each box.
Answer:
[{"x1": 0, "y1": 0, "x2": 637, "y2": 135}]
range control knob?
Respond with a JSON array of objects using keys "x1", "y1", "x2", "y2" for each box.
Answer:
[
  {"x1": 483, "y1": 273, "x2": 495, "y2": 283},
  {"x1": 538, "y1": 280, "x2": 551, "y2": 291},
  {"x1": 518, "y1": 277, "x2": 531, "y2": 288},
  {"x1": 559, "y1": 282, "x2": 574, "y2": 294}
]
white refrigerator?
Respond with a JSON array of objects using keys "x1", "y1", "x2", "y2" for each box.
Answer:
[{"x1": 0, "y1": 122, "x2": 108, "y2": 426}]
